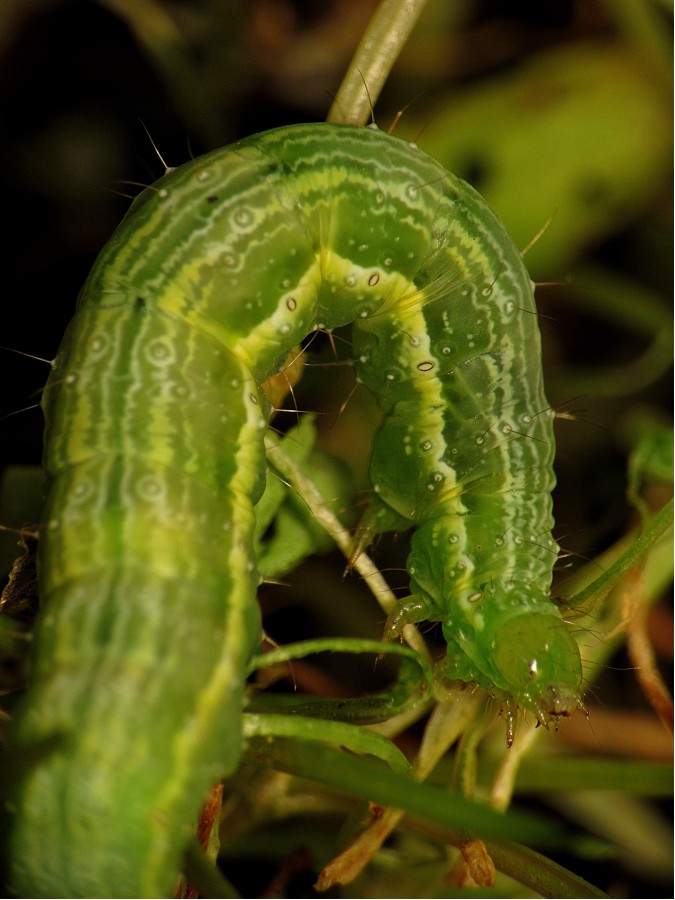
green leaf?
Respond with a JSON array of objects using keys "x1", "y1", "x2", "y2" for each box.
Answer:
[
  {"x1": 245, "y1": 735, "x2": 573, "y2": 850},
  {"x1": 243, "y1": 713, "x2": 411, "y2": 774},
  {"x1": 247, "y1": 637, "x2": 433, "y2": 724}
]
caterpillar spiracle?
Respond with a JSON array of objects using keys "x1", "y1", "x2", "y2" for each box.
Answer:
[{"x1": 4, "y1": 122, "x2": 583, "y2": 897}]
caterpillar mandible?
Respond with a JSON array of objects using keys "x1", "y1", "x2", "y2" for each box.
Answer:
[{"x1": 4, "y1": 122, "x2": 582, "y2": 897}]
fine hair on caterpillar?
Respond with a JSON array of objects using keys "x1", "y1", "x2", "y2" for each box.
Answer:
[{"x1": 3, "y1": 121, "x2": 584, "y2": 897}]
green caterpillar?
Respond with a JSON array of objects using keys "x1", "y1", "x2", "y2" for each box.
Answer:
[{"x1": 4, "y1": 122, "x2": 582, "y2": 897}]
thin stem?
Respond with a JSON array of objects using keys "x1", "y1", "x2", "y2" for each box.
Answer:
[
  {"x1": 327, "y1": 0, "x2": 430, "y2": 126},
  {"x1": 569, "y1": 498, "x2": 672, "y2": 610},
  {"x1": 264, "y1": 434, "x2": 430, "y2": 661}
]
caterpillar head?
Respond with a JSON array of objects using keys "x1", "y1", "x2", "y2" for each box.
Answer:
[{"x1": 486, "y1": 612, "x2": 582, "y2": 733}]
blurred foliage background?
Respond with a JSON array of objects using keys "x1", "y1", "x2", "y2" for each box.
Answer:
[{"x1": 0, "y1": 1, "x2": 672, "y2": 897}]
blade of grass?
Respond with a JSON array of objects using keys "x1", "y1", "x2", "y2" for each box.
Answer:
[{"x1": 246, "y1": 734, "x2": 573, "y2": 850}]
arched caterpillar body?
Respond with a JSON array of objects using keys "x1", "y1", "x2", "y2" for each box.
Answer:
[{"x1": 5, "y1": 122, "x2": 582, "y2": 897}]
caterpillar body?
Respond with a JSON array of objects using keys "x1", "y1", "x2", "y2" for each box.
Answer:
[{"x1": 5, "y1": 122, "x2": 582, "y2": 897}]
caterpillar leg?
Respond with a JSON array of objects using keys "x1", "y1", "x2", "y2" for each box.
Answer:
[
  {"x1": 384, "y1": 594, "x2": 436, "y2": 642},
  {"x1": 348, "y1": 495, "x2": 412, "y2": 570}
]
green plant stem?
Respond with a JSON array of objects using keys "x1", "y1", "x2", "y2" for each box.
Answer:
[
  {"x1": 327, "y1": 0, "x2": 430, "y2": 125},
  {"x1": 264, "y1": 434, "x2": 430, "y2": 660},
  {"x1": 182, "y1": 840, "x2": 241, "y2": 899},
  {"x1": 485, "y1": 840, "x2": 609, "y2": 900},
  {"x1": 568, "y1": 498, "x2": 672, "y2": 610}
]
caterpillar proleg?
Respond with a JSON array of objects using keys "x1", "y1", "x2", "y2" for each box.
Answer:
[{"x1": 5, "y1": 122, "x2": 582, "y2": 897}]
